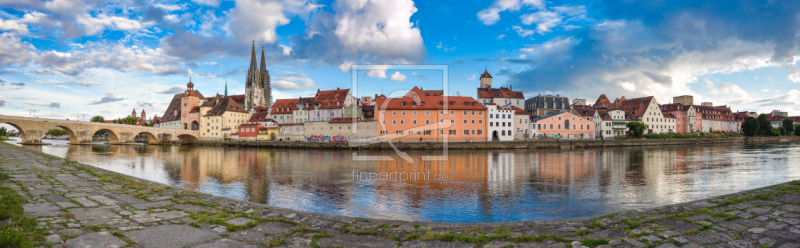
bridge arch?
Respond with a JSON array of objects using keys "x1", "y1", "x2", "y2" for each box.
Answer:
[
  {"x1": 176, "y1": 134, "x2": 198, "y2": 144},
  {"x1": 190, "y1": 120, "x2": 200, "y2": 130},
  {"x1": 94, "y1": 128, "x2": 120, "y2": 143},
  {"x1": 0, "y1": 121, "x2": 25, "y2": 137},
  {"x1": 45, "y1": 125, "x2": 79, "y2": 144},
  {"x1": 135, "y1": 131, "x2": 159, "y2": 144}
]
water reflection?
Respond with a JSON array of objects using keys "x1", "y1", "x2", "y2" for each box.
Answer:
[{"x1": 6, "y1": 137, "x2": 800, "y2": 222}]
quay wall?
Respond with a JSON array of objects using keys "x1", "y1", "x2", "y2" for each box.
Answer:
[{"x1": 193, "y1": 136, "x2": 800, "y2": 150}]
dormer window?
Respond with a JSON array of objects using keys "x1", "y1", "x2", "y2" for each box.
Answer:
[
  {"x1": 420, "y1": 102, "x2": 425, "y2": 106},
  {"x1": 401, "y1": 102, "x2": 406, "y2": 106},
  {"x1": 411, "y1": 102, "x2": 416, "y2": 106},
  {"x1": 412, "y1": 94, "x2": 417, "y2": 98}
]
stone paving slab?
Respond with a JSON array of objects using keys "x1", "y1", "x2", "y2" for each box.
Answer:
[
  {"x1": 88, "y1": 195, "x2": 118, "y2": 205},
  {"x1": 64, "y1": 232, "x2": 127, "y2": 248},
  {"x1": 109, "y1": 193, "x2": 144, "y2": 204},
  {"x1": 73, "y1": 209, "x2": 121, "y2": 226},
  {"x1": 74, "y1": 196, "x2": 98, "y2": 207},
  {"x1": 130, "y1": 210, "x2": 188, "y2": 223},
  {"x1": 125, "y1": 225, "x2": 219, "y2": 248},
  {"x1": 130, "y1": 200, "x2": 173, "y2": 209},
  {"x1": 22, "y1": 203, "x2": 63, "y2": 217},
  {"x1": 191, "y1": 239, "x2": 258, "y2": 248},
  {"x1": 317, "y1": 234, "x2": 397, "y2": 247}
]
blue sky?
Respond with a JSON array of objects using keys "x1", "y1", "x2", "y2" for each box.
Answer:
[{"x1": 1, "y1": 0, "x2": 800, "y2": 123}]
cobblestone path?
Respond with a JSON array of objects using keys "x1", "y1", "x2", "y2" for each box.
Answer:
[{"x1": 2, "y1": 143, "x2": 800, "y2": 248}]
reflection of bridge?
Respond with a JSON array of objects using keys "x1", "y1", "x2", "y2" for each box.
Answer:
[{"x1": 0, "y1": 115, "x2": 199, "y2": 145}]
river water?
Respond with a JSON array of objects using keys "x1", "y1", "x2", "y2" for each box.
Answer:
[{"x1": 5, "y1": 137, "x2": 800, "y2": 223}]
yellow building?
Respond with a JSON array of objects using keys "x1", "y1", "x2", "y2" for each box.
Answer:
[
  {"x1": 201, "y1": 96, "x2": 251, "y2": 140},
  {"x1": 258, "y1": 127, "x2": 279, "y2": 141}
]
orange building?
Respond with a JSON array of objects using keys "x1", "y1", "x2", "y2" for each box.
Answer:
[
  {"x1": 375, "y1": 87, "x2": 487, "y2": 142},
  {"x1": 530, "y1": 111, "x2": 594, "y2": 139}
]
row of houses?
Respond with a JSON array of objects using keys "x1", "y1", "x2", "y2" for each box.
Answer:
[{"x1": 154, "y1": 69, "x2": 798, "y2": 142}]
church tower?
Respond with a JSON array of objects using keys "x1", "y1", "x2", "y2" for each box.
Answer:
[
  {"x1": 245, "y1": 41, "x2": 262, "y2": 110},
  {"x1": 260, "y1": 47, "x2": 272, "y2": 107},
  {"x1": 480, "y1": 68, "x2": 493, "y2": 88}
]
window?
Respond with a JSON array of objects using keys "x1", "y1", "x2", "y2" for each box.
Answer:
[
  {"x1": 463, "y1": 120, "x2": 467, "y2": 124},
  {"x1": 392, "y1": 120, "x2": 396, "y2": 125},
  {"x1": 426, "y1": 111, "x2": 430, "y2": 115},
  {"x1": 397, "y1": 130, "x2": 403, "y2": 135},
  {"x1": 490, "y1": 122, "x2": 493, "y2": 127},
  {"x1": 392, "y1": 111, "x2": 396, "y2": 116},
  {"x1": 478, "y1": 130, "x2": 484, "y2": 135},
  {"x1": 471, "y1": 111, "x2": 475, "y2": 116},
  {"x1": 400, "y1": 120, "x2": 404, "y2": 125},
  {"x1": 425, "y1": 120, "x2": 430, "y2": 124},
  {"x1": 440, "y1": 119, "x2": 444, "y2": 124},
  {"x1": 471, "y1": 120, "x2": 475, "y2": 124},
  {"x1": 449, "y1": 130, "x2": 456, "y2": 135},
  {"x1": 450, "y1": 110, "x2": 454, "y2": 115},
  {"x1": 550, "y1": 124, "x2": 553, "y2": 129},
  {"x1": 424, "y1": 130, "x2": 431, "y2": 135},
  {"x1": 464, "y1": 130, "x2": 469, "y2": 135},
  {"x1": 402, "y1": 111, "x2": 406, "y2": 115},
  {"x1": 413, "y1": 120, "x2": 417, "y2": 125},
  {"x1": 416, "y1": 131, "x2": 421, "y2": 135},
  {"x1": 450, "y1": 120, "x2": 455, "y2": 124},
  {"x1": 381, "y1": 131, "x2": 388, "y2": 135},
  {"x1": 440, "y1": 130, "x2": 444, "y2": 135},
  {"x1": 463, "y1": 111, "x2": 467, "y2": 115},
  {"x1": 565, "y1": 120, "x2": 570, "y2": 130},
  {"x1": 413, "y1": 111, "x2": 417, "y2": 115}
]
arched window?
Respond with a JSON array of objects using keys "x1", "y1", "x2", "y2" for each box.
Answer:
[{"x1": 565, "y1": 120, "x2": 570, "y2": 130}]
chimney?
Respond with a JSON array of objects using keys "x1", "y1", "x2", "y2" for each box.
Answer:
[
  {"x1": 337, "y1": 87, "x2": 340, "y2": 90},
  {"x1": 510, "y1": 85, "x2": 512, "y2": 90},
  {"x1": 457, "y1": 91, "x2": 460, "y2": 96}
]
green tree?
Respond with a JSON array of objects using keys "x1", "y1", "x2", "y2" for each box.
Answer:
[
  {"x1": 795, "y1": 124, "x2": 800, "y2": 136},
  {"x1": 90, "y1": 116, "x2": 106, "y2": 136},
  {"x1": 122, "y1": 116, "x2": 139, "y2": 125},
  {"x1": 46, "y1": 129, "x2": 68, "y2": 136},
  {"x1": 0, "y1": 127, "x2": 7, "y2": 137},
  {"x1": 757, "y1": 114, "x2": 772, "y2": 136},
  {"x1": 709, "y1": 127, "x2": 713, "y2": 133},
  {"x1": 626, "y1": 121, "x2": 648, "y2": 138},
  {"x1": 778, "y1": 127, "x2": 787, "y2": 136},
  {"x1": 782, "y1": 119, "x2": 794, "y2": 134},
  {"x1": 741, "y1": 117, "x2": 760, "y2": 136}
]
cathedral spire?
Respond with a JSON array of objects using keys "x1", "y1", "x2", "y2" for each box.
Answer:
[
  {"x1": 249, "y1": 41, "x2": 257, "y2": 71},
  {"x1": 225, "y1": 80, "x2": 228, "y2": 96}
]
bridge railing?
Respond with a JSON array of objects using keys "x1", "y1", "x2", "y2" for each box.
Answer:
[{"x1": 0, "y1": 114, "x2": 198, "y2": 134}]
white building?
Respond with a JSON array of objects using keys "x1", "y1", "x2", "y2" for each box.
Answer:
[
  {"x1": 486, "y1": 103, "x2": 515, "y2": 141},
  {"x1": 593, "y1": 109, "x2": 629, "y2": 139}
]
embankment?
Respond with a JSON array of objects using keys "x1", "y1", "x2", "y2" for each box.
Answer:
[{"x1": 193, "y1": 136, "x2": 800, "y2": 150}]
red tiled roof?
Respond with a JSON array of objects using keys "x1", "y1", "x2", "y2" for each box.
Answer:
[
  {"x1": 248, "y1": 112, "x2": 276, "y2": 123},
  {"x1": 423, "y1": 90, "x2": 444, "y2": 96},
  {"x1": 277, "y1": 123, "x2": 304, "y2": 126},
  {"x1": 228, "y1": 95, "x2": 246, "y2": 105},
  {"x1": 480, "y1": 69, "x2": 492, "y2": 79},
  {"x1": 204, "y1": 97, "x2": 248, "y2": 116},
  {"x1": 375, "y1": 86, "x2": 486, "y2": 111},
  {"x1": 238, "y1": 123, "x2": 261, "y2": 128},
  {"x1": 189, "y1": 106, "x2": 200, "y2": 113},
  {"x1": 252, "y1": 106, "x2": 268, "y2": 113},
  {"x1": 476, "y1": 87, "x2": 524, "y2": 99},
  {"x1": 270, "y1": 97, "x2": 314, "y2": 114},
  {"x1": 613, "y1": 96, "x2": 654, "y2": 121},
  {"x1": 507, "y1": 105, "x2": 530, "y2": 115}
]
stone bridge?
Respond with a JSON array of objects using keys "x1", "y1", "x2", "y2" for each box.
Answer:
[{"x1": 0, "y1": 115, "x2": 199, "y2": 145}]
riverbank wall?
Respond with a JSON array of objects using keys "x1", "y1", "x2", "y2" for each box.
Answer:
[{"x1": 193, "y1": 136, "x2": 800, "y2": 150}]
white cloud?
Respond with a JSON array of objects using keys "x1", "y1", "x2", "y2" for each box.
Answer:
[
  {"x1": 272, "y1": 75, "x2": 319, "y2": 90},
  {"x1": 436, "y1": 41, "x2": 456, "y2": 52},
  {"x1": 155, "y1": 85, "x2": 186, "y2": 94},
  {"x1": 477, "y1": 0, "x2": 544, "y2": 25},
  {"x1": 782, "y1": 66, "x2": 800, "y2": 83},
  {"x1": 390, "y1": 71, "x2": 407, "y2": 82},
  {"x1": 88, "y1": 91, "x2": 128, "y2": 105},
  {"x1": 226, "y1": 0, "x2": 321, "y2": 44},
  {"x1": 54, "y1": 85, "x2": 70, "y2": 89},
  {"x1": 704, "y1": 80, "x2": 749, "y2": 102},
  {"x1": 36, "y1": 42, "x2": 185, "y2": 76},
  {"x1": 154, "y1": 4, "x2": 185, "y2": 12},
  {"x1": 467, "y1": 74, "x2": 477, "y2": 81},
  {"x1": 519, "y1": 6, "x2": 585, "y2": 35},
  {"x1": 331, "y1": 0, "x2": 424, "y2": 63},
  {"x1": 616, "y1": 81, "x2": 637, "y2": 92},
  {"x1": 496, "y1": 34, "x2": 506, "y2": 40},
  {"x1": 0, "y1": 33, "x2": 36, "y2": 67},
  {"x1": 519, "y1": 36, "x2": 577, "y2": 56},
  {"x1": 366, "y1": 69, "x2": 387, "y2": 79},
  {"x1": 191, "y1": 0, "x2": 220, "y2": 7},
  {"x1": 512, "y1": 25, "x2": 534, "y2": 37},
  {"x1": 0, "y1": 18, "x2": 29, "y2": 34}
]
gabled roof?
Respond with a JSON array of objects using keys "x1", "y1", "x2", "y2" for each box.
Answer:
[
  {"x1": 476, "y1": 87, "x2": 524, "y2": 99},
  {"x1": 204, "y1": 97, "x2": 248, "y2": 116},
  {"x1": 480, "y1": 69, "x2": 492, "y2": 79},
  {"x1": 248, "y1": 112, "x2": 276, "y2": 123},
  {"x1": 159, "y1": 94, "x2": 183, "y2": 122},
  {"x1": 375, "y1": 86, "x2": 486, "y2": 111},
  {"x1": 505, "y1": 105, "x2": 530, "y2": 115},
  {"x1": 251, "y1": 106, "x2": 269, "y2": 113},
  {"x1": 613, "y1": 96, "x2": 654, "y2": 121},
  {"x1": 228, "y1": 94, "x2": 246, "y2": 105},
  {"x1": 189, "y1": 106, "x2": 200, "y2": 113}
]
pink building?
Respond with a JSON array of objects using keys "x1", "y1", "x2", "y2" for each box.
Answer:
[{"x1": 530, "y1": 112, "x2": 594, "y2": 139}]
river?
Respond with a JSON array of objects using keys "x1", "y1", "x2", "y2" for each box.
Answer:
[{"x1": 4, "y1": 137, "x2": 800, "y2": 223}]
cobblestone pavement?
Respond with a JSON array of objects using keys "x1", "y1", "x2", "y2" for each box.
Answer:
[{"x1": 2, "y1": 143, "x2": 800, "y2": 248}]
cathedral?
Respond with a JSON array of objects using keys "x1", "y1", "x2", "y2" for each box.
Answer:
[{"x1": 245, "y1": 42, "x2": 273, "y2": 110}]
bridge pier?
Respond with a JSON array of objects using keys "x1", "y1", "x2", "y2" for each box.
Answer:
[{"x1": 20, "y1": 129, "x2": 45, "y2": 145}]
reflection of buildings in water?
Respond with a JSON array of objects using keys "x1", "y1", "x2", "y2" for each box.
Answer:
[
  {"x1": 487, "y1": 152, "x2": 515, "y2": 192},
  {"x1": 529, "y1": 150, "x2": 596, "y2": 186}
]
